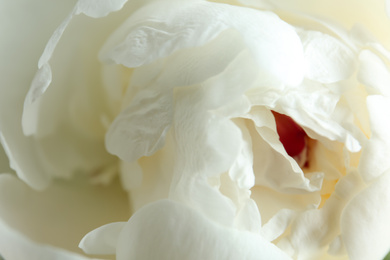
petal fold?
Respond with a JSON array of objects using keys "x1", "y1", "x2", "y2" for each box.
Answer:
[
  {"x1": 79, "y1": 222, "x2": 126, "y2": 255},
  {"x1": 116, "y1": 200, "x2": 291, "y2": 260},
  {"x1": 100, "y1": 0, "x2": 305, "y2": 86},
  {"x1": 341, "y1": 170, "x2": 390, "y2": 260}
]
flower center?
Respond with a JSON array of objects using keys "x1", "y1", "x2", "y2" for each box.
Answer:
[{"x1": 272, "y1": 111, "x2": 307, "y2": 158}]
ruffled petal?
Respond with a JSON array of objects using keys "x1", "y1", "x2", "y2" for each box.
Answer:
[
  {"x1": 341, "y1": 170, "x2": 390, "y2": 260},
  {"x1": 100, "y1": 0, "x2": 305, "y2": 86},
  {"x1": 105, "y1": 29, "x2": 247, "y2": 161},
  {"x1": 168, "y1": 51, "x2": 259, "y2": 225},
  {"x1": 116, "y1": 200, "x2": 291, "y2": 260},
  {"x1": 245, "y1": 106, "x2": 323, "y2": 193},
  {"x1": 279, "y1": 171, "x2": 366, "y2": 259}
]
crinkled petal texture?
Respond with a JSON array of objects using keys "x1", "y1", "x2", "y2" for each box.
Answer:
[
  {"x1": 99, "y1": 0, "x2": 305, "y2": 85},
  {"x1": 81, "y1": 200, "x2": 291, "y2": 260}
]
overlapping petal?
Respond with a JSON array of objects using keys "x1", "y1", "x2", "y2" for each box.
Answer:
[
  {"x1": 341, "y1": 170, "x2": 390, "y2": 260},
  {"x1": 100, "y1": 0, "x2": 305, "y2": 86},
  {"x1": 82, "y1": 200, "x2": 291, "y2": 260}
]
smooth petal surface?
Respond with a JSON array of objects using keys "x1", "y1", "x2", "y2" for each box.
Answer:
[
  {"x1": 0, "y1": 174, "x2": 129, "y2": 254},
  {"x1": 341, "y1": 170, "x2": 390, "y2": 260},
  {"x1": 0, "y1": 0, "x2": 77, "y2": 189},
  {"x1": 358, "y1": 50, "x2": 390, "y2": 97},
  {"x1": 100, "y1": 0, "x2": 305, "y2": 86},
  {"x1": 116, "y1": 200, "x2": 291, "y2": 260},
  {"x1": 19, "y1": 0, "x2": 140, "y2": 183},
  {"x1": 0, "y1": 141, "x2": 11, "y2": 174},
  {"x1": 24, "y1": 0, "x2": 129, "y2": 115},
  {"x1": 358, "y1": 95, "x2": 390, "y2": 182},
  {"x1": 0, "y1": 217, "x2": 96, "y2": 260},
  {"x1": 79, "y1": 222, "x2": 126, "y2": 255},
  {"x1": 239, "y1": 0, "x2": 390, "y2": 47},
  {"x1": 299, "y1": 30, "x2": 356, "y2": 83}
]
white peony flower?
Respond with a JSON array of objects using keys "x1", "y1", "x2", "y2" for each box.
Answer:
[{"x1": 1, "y1": 0, "x2": 390, "y2": 259}]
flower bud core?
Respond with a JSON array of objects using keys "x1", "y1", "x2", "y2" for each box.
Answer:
[{"x1": 272, "y1": 111, "x2": 307, "y2": 158}]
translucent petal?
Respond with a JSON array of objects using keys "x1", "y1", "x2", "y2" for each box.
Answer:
[
  {"x1": 100, "y1": 0, "x2": 305, "y2": 86},
  {"x1": 105, "y1": 90, "x2": 173, "y2": 162},
  {"x1": 341, "y1": 170, "x2": 390, "y2": 260},
  {"x1": 116, "y1": 200, "x2": 291, "y2": 260},
  {"x1": 79, "y1": 222, "x2": 126, "y2": 255}
]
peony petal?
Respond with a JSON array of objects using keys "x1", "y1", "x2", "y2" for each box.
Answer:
[
  {"x1": 298, "y1": 30, "x2": 356, "y2": 84},
  {"x1": 75, "y1": 0, "x2": 128, "y2": 18},
  {"x1": 245, "y1": 106, "x2": 324, "y2": 193},
  {"x1": 341, "y1": 170, "x2": 390, "y2": 260},
  {"x1": 0, "y1": 217, "x2": 96, "y2": 260},
  {"x1": 100, "y1": 0, "x2": 305, "y2": 86},
  {"x1": 0, "y1": 173, "x2": 129, "y2": 254},
  {"x1": 358, "y1": 50, "x2": 390, "y2": 97},
  {"x1": 105, "y1": 90, "x2": 173, "y2": 162},
  {"x1": 79, "y1": 222, "x2": 126, "y2": 255},
  {"x1": 0, "y1": 0, "x2": 77, "y2": 189},
  {"x1": 260, "y1": 209, "x2": 296, "y2": 242},
  {"x1": 116, "y1": 200, "x2": 291, "y2": 260},
  {"x1": 19, "y1": 0, "x2": 140, "y2": 182},
  {"x1": 281, "y1": 171, "x2": 366, "y2": 259},
  {"x1": 168, "y1": 51, "x2": 259, "y2": 225},
  {"x1": 358, "y1": 95, "x2": 390, "y2": 182},
  {"x1": 105, "y1": 29, "x2": 248, "y2": 162}
]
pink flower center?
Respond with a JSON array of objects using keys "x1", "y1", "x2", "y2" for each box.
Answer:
[{"x1": 272, "y1": 111, "x2": 307, "y2": 158}]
